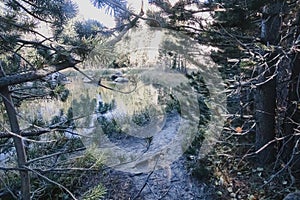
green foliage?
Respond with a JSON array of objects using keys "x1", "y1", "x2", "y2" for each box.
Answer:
[
  {"x1": 96, "y1": 98, "x2": 122, "y2": 135},
  {"x1": 49, "y1": 107, "x2": 75, "y2": 132},
  {"x1": 27, "y1": 133, "x2": 84, "y2": 160},
  {"x1": 97, "y1": 117, "x2": 122, "y2": 135},
  {"x1": 22, "y1": 133, "x2": 105, "y2": 199},
  {"x1": 0, "y1": 0, "x2": 95, "y2": 74},
  {"x1": 98, "y1": 99, "x2": 115, "y2": 114},
  {"x1": 0, "y1": 171, "x2": 20, "y2": 198},
  {"x1": 70, "y1": 147, "x2": 105, "y2": 169},
  {"x1": 75, "y1": 19, "x2": 107, "y2": 39},
  {"x1": 165, "y1": 94, "x2": 181, "y2": 114},
  {"x1": 50, "y1": 85, "x2": 70, "y2": 102},
  {"x1": 132, "y1": 108, "x2": 151, "y2": 126},
  {"x1": 187, "y1": 71, "x2": 210, "y2": 96},
  {"x1": 205, "y1": 0, "x2": 300, "y2": 198},
  {"x1": 82, "y1": 184, "x2": 106, "y2": 200},
  {"x1": 215, "y1": 7, "x2": 248, "y2": 28},
  {"x1": 211, "y1": 0, "x2": 270, "y2": 30},
  {"x1": 239, "y1": 59, "x2": 257, "y2": 72},
  {"x1": 91, "y1": 0, "x2": 127, "y2": 16},
  {"x1": 1, "y1": 0, "x2": 78, "y2": 48},
  {"x1": 0, "y1": 0, "x2": 127, "y2": 199},
  {"x1": 108, "y1": 55, "x2": 130, "y2": 68},
  {"x1": 83, "y1": 37, "x2": 116, "y2": 66},
  {"x1": 20, "y1": 132, "x2": 98, "y2": 199},
  {"x1": 29, "y1": 114, "x2": 46, "y2": 127},
  {"x1": 71, "y1": 93, "x2": 97, "y2": 127},
  {"x1": 28, "y1": 153, "x2": 103, "y2": 199}
]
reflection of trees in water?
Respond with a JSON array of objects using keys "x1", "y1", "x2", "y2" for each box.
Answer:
[
  {"x1": 97, "y1": 83, "x2": 162, "y2": 135},
  {"x1": 71, "y1": 92, "x2": 97, "y2": 128},
  {"x1": 97, "y1": 98, "x2": 116, "y2": 114},
  {"x1": 19, "y1": 68, "x2": 211, "y2": 148}
]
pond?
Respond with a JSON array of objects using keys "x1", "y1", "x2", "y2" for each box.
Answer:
[
  {"x1": 13, "y1": 27, "x2": 227, "y2": 176},
  {"x1": 19, "y1": 67, "x2": 202, "y2": 173}
]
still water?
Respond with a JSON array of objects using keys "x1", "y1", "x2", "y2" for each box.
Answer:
[{"x1": 18, "y1": 68, "x2": 202, "y2": 173}]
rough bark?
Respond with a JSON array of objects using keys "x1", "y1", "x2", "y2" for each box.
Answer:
[
  {"x1": 282, "y1": 55, "x2": 300, "y2": 177},
  {"x1": 260, "y1": 2, "x2": 287, "y2": 45},
  {"x1": 0, "y1": 58, "x2": 79, "y2": 88},
  {"x1": 276, "y1": 54, "x2": 293, "y2": 157},
  {"x1": 255, "y1": 63, "x2": 276, "y2": 164},
  {"x1": 0, "y1": 63, "x2": 30, "y2": 200},
  {"x1": 255, "y1": 2, "x2": 285, "y2": 164}
]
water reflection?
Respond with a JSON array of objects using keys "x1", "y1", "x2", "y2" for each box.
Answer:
[
  {"x1": 19, "y1": 68, "x2": 202, "y2": 173},
  {"x1": 20, "y1": 69, "x2": 177, "y2": 138}
]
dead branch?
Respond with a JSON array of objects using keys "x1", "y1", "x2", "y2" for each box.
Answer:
[
  {"x1": 132, "y1": 157, "x2": 160, "y2": 200},
  {"x1": 0, "y1": 58, "x2": 80, "y2": 88},
  {"x1": 26, "y1": 147, "x2": 86, "y2": 165},
  {"x1": 0, "y1": 176, "x2": 18, "y2": 199},
  {"x1": 260, "y1": 139, "x2": 300, "y2": 188},
  {"x1": 24, "y1": 166, "x2": 77, "y2": 200},
  {"x1": 243, "y1": 133, "x2": 300, "y2": 159}
]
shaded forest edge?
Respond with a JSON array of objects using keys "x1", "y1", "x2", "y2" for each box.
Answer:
[{"x1": 194, "y1": 0, "x2": 300, "y2": 199}]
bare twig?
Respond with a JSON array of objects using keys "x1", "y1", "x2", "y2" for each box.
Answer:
[
  {"x1": 24, "y1": 166, "x2": 77, "y2": 200},
  {"x1": 1, "y1": 126, "x2": 55, "y2": 143},
  {"x1": 132, "y1": 157, "x2": 160, "y2": 200},
  {"x1": 27, "y1": 147, "x2": 86, "y2": 165},
  {"x1": 0, "y1": 176, "x2": 18, "y2": 199},
  {"x1": 243, "y1": 133, "x2": 300, "y2": 159},
  {"x1": 158, "y1": 185, "x2": 173, "y2": 200},
  {"x1": 0, "y1": 167, "x2": 24, "y2": 171},
  {"x1": 73, "y1": 66, "x2": 137, "y2": 94},
  {"x1": 260, "y1": 139, "x2": 300, "y2": 188},
  {"x1": 255, "y1": 71, "x2": 278, "y2": 86}
]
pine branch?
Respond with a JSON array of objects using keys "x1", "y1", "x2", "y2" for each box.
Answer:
[{"x1": 0, "y1": 58, "x2": 80, "y2": 88}]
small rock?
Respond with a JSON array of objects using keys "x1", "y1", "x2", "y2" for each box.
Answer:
[
  {"x1": 114, "y1": 77, "x2": 129, "y2": 83},
  {"x1": 282, "y1": 180, "x2": 288, "y2": 185},
  {"x1": 256, "y1": 167, "x2": 264, "y2": 172},
  {"x1": 230, "y1": 192, "x2": 236, "y2": 198},
  {"x1": 219, "y1": 176, "x2": 224, "y2": 186},
  {"x1": 110, "y1": 71, "x2": 123, "y2": 80},
  {"x1": 188, "y1": 155, "x2": 195, "y2": 160}
]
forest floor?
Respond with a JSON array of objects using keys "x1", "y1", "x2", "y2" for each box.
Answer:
[
  {"x1": 203, "y1": 121, "x2": 300, "y2": 200},
  {"x1": 79, "y1": 124, "x2": 298, "y2": 200},
  {"x1": 73, "y1": 70, "x2": 299, "y2": 199},
  {"x1": 84, "y1": 43, "x2": 299, "y2": 200},
  {"x1": 78, "y1": 113, "x2": 217, "y2": 200},
  {"x1": 95, "y1": 156, "x2": 215, "y2": 200}
]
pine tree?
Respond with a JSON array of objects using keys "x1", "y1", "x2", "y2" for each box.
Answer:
[{"x1": 0, "y1": 1, "x2": 93, "y2": 199}]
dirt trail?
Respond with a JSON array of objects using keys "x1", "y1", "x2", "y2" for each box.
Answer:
[{"x1": 97, "y1": 113, "x2": 215, "y2": 200}]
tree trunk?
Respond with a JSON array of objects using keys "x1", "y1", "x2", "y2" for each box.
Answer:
[
  {"x1": 0, "y1": 64, "x2": 30, "y2": 200},
  {"x1": 281, "y1": 55, "x2": 300, "y2": 179},
  {"x1": 260, "y1": 2, "x2": 286, "y2": 45},
  {"x1": 255, "y1": 64, "x2": 276, "y2": 164},
  {"x1": 255, "y1": 2, "x2": 285, "y2": 165}
]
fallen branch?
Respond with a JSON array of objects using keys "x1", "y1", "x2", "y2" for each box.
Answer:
[
  {"x1": 132, "y1": 157, "x2": 160, "y2": 200},
  {"x1": 260, "y1": 139, "x2": 300, "y2": 188}
]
